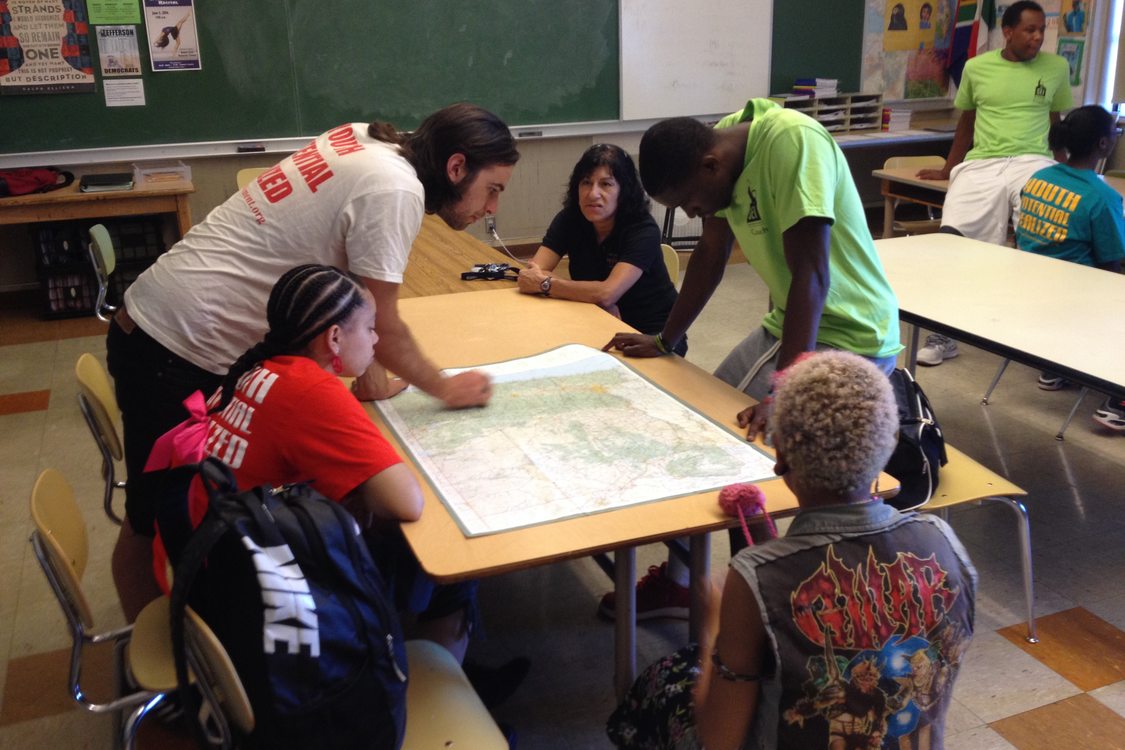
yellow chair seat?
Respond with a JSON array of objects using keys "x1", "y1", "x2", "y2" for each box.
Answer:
[{"x1": 402, "y1": 640, "x2": 507, "y2": 749}]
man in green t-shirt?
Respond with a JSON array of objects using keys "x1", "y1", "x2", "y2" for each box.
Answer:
[
  {"x1": 599, "y1": 100, "x2": 902, "y2": 620},
  {"x1": 915, "y1": 0, "x2": 1072, "y2": 365},
  {"x1": 607, "y1": 100, "x2": 900, "y2": 437}
]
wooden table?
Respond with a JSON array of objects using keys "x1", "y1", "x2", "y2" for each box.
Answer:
[
  {"x1": 402, "y1": 214, "x2": 519, "y2": 298},
  {"x1": 0, "y1": 176, "x2": 194, "y2": 237},
  {"x1": 872, "y1": 166, "x2": 948, "y2": 240},
  {"x1": 366, "y1": 288, "x2": 800, "y2": 698},
  {"x1": 876, "y1": 234, "x2": 1125, "y2": 395}
]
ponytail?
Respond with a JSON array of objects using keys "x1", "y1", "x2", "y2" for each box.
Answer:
[{"x1": 1048, "y1": 105, "x2": 1115, "y2": 161}]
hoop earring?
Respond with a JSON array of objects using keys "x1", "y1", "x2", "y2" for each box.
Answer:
[{"x1": 331, "y1": 355, "x2": 344, "y2": 374}]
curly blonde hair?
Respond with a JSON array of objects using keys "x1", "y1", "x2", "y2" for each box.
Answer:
[{"x1": 771, "y1": 351, "x2": 899, "y2": 497}]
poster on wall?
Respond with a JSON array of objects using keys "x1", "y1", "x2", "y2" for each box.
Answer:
[
  {"x1": 142, "y1": 0, "x2": 200, "y2": 71},
  {"x1": 0, "y1": 0, "x2": 95, "y2": 95},
  {"x1": 87, "y1": 0, "x2": 140, "y2": 25},
  {"x1": 95, "y1": 25, "x2": 140, "y2": 76},
  {"x1": 1061, "y1": 0, "x2": 1090, "y2": 33},
  {"x1": 1057, "y1": 36, "x2": 1084, "y2": 85},
  {"x1": 904, "y1": 47, "x2": 952, "y2": 98},
  {"x1": 884, "y1": 0, "x2": 947, "y2": 52}
]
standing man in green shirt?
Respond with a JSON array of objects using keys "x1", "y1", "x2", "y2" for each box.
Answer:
[
  {"x1": 601, "y1": 99, "x2": 901, "y2": 619},
  {"x1": 915, "y1": 0, "x2": 1072, "y2": 366}
]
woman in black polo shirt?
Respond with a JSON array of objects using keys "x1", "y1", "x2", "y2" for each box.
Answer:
[{"x1": 517, "y1": 144, "x2": 684, "y2": 354}]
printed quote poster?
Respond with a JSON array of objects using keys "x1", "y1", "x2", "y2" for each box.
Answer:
[
  {"x1": 142, "y1": 0, "x2": 199, "y2": 71},
  {"x1": 0, "y1": 0, "x2": 95, "y2": 94}
]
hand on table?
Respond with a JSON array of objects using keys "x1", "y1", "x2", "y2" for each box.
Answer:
[
  {"x1": 517, "y1": 261, "x2": 549, "y2": 294},
  {"x1": 439, "y1": 370, "x2": 493, "y2": 408},
  {"x1": 736, "y1": 399, "x2": 773, "y2": 443},
  {"x1": 916, "y1": 168, "x2": 949, "y2": 181},
  {"x1": 602, "y1": 332, "x2": 662, "y2": 358}
]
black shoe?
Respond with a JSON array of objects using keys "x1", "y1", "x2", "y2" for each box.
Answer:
[{"x1": 462, "y1": 656, "x2": 531, "y2": 709}]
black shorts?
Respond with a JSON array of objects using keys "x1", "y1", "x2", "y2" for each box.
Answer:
[{"x1": 106, "y1": 317, "x2": 221, "y2": 535}]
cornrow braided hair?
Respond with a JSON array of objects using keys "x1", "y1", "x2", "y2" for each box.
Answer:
[{"x1": 212, "y1": 264, "x2": 366, "y2": 413}]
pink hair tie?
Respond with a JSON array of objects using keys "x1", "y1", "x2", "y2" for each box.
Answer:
[{"x1": 719, "y1": 483, "x2": 777, "y2": 546}]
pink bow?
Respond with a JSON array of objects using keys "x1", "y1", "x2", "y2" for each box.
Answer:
[{"x1": 144, "y1": 390, "x2": 209, "y2": 471}]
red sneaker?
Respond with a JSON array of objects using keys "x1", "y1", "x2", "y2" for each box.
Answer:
[{"x1": 597, "y1": 562, "x2": 690, "y2": 621}]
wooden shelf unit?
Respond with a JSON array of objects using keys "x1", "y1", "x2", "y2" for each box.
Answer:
[{"x1": 769, "y1": 92, "x2": 885, "y2": 134}]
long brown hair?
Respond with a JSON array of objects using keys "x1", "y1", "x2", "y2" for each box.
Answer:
[{"x1": 368, "y1": 103, "x2": 519, "y2": 213}]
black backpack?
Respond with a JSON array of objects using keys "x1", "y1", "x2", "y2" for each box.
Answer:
[
  {"x1": 882, "y1": 368, "x2": 948, "y2": 511},
  {"x1": 168, "y1": 458, "x2": 409, "y2": 749}
]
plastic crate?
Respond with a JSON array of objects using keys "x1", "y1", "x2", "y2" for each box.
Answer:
[
  {"x1": 44, "y1": 272, "x2": 97, "y2": 318},
  {"x1": 107, "y1": 218, "x2": 165, "y2": 262},
  {"x1": 34, "y1": 223, "x2": 88, "y2": 269}
]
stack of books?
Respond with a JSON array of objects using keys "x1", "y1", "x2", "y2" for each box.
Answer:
[
  {"x1": 793, "y1": 77, "x2": 838, "y2": 98},
  {"x1": 79, "y1": 172, "x2": 134, "y2": 193},
  {"x1": 881, "y1": 108, "x2": 912, "y2": 132}
]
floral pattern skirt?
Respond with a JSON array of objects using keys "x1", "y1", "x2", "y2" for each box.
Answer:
[{"x1": 607, "y1": 645, "x2": 703, "y2": 749}]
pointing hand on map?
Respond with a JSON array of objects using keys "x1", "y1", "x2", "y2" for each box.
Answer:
[
  {"x1": 439, "y1": 370, "x2": 493, "y2": 409},
  {"x1": 602, "y1": 332, "x2": 663, "y2": 358}
]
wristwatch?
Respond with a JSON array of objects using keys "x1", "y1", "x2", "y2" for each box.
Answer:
[{"x1": 540, "y1": 276, "x2": 552, "y2": 296}]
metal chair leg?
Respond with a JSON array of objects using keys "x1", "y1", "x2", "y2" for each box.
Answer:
[
  {"x1": 991, "y1": 495, "x2": 1037, "y2": 643},
  {"x1": 122, "y1": 693, "x2": 168, "y2": 750}
]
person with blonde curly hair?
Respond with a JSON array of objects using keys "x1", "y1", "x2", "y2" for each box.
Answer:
[{"x1": 608, "y1": 352, "x2": 977, "y2": 750}]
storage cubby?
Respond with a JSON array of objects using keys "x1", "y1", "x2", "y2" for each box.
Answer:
[{"x1": 769, "y1": 92, "x2": 885, "y2": 134}]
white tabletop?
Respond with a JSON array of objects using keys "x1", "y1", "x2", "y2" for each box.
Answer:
[{"x1": 876, "y1": 234, "x2": 1125, "y2": 393}]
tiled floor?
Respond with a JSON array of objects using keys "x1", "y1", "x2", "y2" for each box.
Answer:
[{"x1": 2, "y1": 262, "x2": 1124, "y2": 749}]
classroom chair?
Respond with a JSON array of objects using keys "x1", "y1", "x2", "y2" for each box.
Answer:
[
  {"x1": 981, "y1": 359, "x2": 1089, "y2": 440},
  {"x1": 182, "y1": 608, "x2": 255, "y2": 749},
  {"x1": 29, "y1": 469, "x2": 179, "y2": 750},
  {"x1": 87, "y1": 223, "x2": 118, "y2": 323},
  {"x1": 660, "y1": 243, "x2": 680, "y2": 288},
  {"x1": 235, "y1": 168, "x2": 267, "y2": 191},
  {"x1": 883, "y1": 156, "x2": 945, "y2": 236},
  {"x1": 177, "y1": 620, "x2": 505, "y2": 748},
  {"x1": 660, "y1": 207, "x2": 703, "y2": 250},
  {"x1": 75, "y1": 353, "x2": 126, "y2": 525},
  {"x1": 401, "y1": 640, "x2": 509, "y2": 749}
]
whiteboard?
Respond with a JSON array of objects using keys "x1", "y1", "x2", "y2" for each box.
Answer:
[{"x1": 620, "y1": 0, "x2": 773, "y2": 120}]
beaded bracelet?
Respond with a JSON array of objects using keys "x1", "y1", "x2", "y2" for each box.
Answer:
[{"x1": 711, "y1": 649, "x2": 765, "y2": 682}]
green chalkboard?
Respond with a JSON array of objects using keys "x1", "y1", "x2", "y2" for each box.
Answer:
[
  {"x1": 770, "y1": 0, "x2": 864, "y2": 96},
  {"x1": 0, "y1": 0, "x2": 619, "y2": 156}
]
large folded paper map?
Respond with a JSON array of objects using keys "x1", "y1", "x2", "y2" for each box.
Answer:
[{"x1": 376, "y1": 344, "x2": 776, "y2": 536}]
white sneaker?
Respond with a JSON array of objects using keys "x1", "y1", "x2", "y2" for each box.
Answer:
[{"x1": 917, "y1": 334, "x2": 959, "y2": 366}]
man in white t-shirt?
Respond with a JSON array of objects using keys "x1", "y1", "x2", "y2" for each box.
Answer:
[{"x1": 107, "y1": 103, "x2": 520, "y2": 621}]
